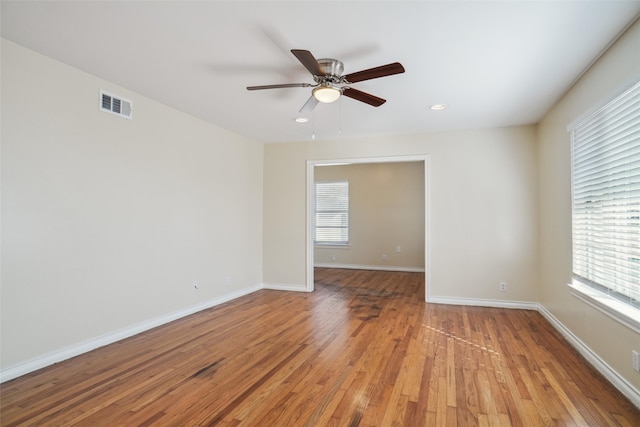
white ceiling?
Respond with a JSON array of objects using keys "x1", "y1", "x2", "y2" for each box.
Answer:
[{"x1": 2, "y1": 1, "x2": 639, "y2": 143}]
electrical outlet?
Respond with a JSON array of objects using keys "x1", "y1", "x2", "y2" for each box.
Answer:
[
  {"x1": 499, "y1": 282, "x2": 507, "y2": 292},
  {"x1": 193, "y1": 282, "x2": 199, "y2": 291},
  {"x1": 382, "y1": 254, "x2": 387, "y2": 262},
  {"x1": 396, "y1": 246, "x2": 401, "y2": 253},
  {"x1": 633, "y1": 350, "x2": 639, "y2": 372},
  {"x1": 331, "y1": 255, "x2": 336, "y2": 261},
  {"x1": 226, "y1": 276, "x2": 232, "y2": 286}
]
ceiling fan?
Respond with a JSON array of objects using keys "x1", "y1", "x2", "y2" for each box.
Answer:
[{"x1": 247, "y1": 49, "x2": 405, "y2": 113}]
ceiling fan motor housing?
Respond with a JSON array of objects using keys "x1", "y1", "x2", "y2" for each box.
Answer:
[{"x1": 315, "y1": 58, "x2": 345, "y2": 84}]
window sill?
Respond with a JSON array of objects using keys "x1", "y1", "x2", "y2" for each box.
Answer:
[
  {"x1": 314, "y1": 243, "x2": 351, "y2": 249},
  {"x1": 568, "y1": 281, "x2": 640, "y2": 333}
]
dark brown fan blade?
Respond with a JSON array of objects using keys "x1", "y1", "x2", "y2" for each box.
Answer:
[
  {"x1": 291, "y1": 49, "x2": 326, "y2": 76},
  {"x1": 342, "y1": 87, "x2": 386, "y2": 107},
  {"x1": 247, "y1": 83, "x2": 313, "y2": 90},
  {"x1": 344, "y1": 62, "x2": 405, "y2": 83}
]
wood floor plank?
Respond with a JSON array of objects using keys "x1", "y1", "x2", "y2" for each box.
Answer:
[{"x1": 1, "y1": 268, "x2": 639, "y2": 426}]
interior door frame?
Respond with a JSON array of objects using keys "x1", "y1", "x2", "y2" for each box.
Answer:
[{"x1": 306, "y1": 154, "x2": 430, "y2": 301}]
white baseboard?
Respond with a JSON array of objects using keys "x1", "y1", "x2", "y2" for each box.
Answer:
[
  {"x1": 428, "y1": 296, "x2": 539, "y2": 311},
  {"x1": 314, "y1": 263, "x2": 425, "y2": 273},
  {"x1": 537, "y1": 305, "x2": 640, "y2": 409},
  {"x1": 0, "y1": 284, "x2": 263, "y2": 384},
  {"x1": 263, "y1": 283, "x2": 309, "y2": 292}
]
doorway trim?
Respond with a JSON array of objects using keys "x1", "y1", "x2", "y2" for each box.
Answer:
[{"x1": 306, "y1": 154, "x2": 430, "y2": 301}]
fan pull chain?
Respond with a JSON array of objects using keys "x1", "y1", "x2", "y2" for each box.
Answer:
[{"x1": 338, "y1": 96, "x2": 343, "y2": 136}]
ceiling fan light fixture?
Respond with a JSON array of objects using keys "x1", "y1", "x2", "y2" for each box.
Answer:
[{"x1": 313, "y1": 85, "x2": 341, "y2": 103}]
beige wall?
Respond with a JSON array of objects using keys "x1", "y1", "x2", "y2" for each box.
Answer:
[
  {"x1": 537, "y1": 20, "x2": 640, "y2": 390},
  {"x1": 263, "y1": 126, "x2": 539, "y2": 304},
  {"x1": 1, "y1": 39, "x2": 264, "y2": 369},
  {"x1": 314, "y1": 162, "x2": 425, "y2": 270}
]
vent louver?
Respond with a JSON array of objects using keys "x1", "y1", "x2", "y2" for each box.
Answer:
[{"x1": 100, "y1": 90, "x2": 132, "y2": 119}]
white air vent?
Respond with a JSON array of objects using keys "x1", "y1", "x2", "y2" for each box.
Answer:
[{"x1": 100, "y1": 90, "x2": 132, "y2": 119}]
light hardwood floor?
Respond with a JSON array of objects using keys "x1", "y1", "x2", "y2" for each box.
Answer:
[{"x1": 1, "y1": 268, "x2": 639, "y2": 426}]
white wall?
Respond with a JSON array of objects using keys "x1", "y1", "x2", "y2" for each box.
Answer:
[
  {"x1": 264, "y1": 126, "x2": 539, "y2": 303},
  {"x1": 1, "y1": 39, "x2": 264, "y2": 372},
  {"x1": 314, "y1": 162, "x2": 425, "y2": 271},
  {"x1": 537, "y1": 20, "x2": 640, "y2": 391}
]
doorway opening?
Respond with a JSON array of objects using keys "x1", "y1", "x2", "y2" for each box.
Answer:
[{"x1": 306, "y1": 155, "x2": 430, "y2": 301}]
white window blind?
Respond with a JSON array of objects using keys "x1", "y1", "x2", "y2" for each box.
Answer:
[
  {"x1": 570, "y1": 80, "x2": 640, "y2": 309},
  {"x1": 315, "y1": 181, "x2": 349, "y2": 244}
]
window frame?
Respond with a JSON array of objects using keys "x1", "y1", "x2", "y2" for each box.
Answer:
[
  {"x1": 568, "y1": 79, "x2": 640, "y2": 333},
  {"x1": 314, "y1": 180, "x2": 350, "y2": 246}
]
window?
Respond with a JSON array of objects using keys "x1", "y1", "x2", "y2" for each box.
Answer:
[
  {"x1": 570, "y1": 80, "x2": 640, "y2": 320},
  {"x1": 315, "y1": 181, "x2": 349, "y2": 244}
]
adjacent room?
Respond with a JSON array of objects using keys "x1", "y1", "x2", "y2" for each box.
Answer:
[{"x1": 1, "y1": 1, "x2": 639, "y2": 425}]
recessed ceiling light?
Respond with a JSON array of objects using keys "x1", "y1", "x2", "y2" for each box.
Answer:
[
  {"x1": 295, "y1": 117, "x2": 309, "y2": 123},
  {"x1": 429, "y1": 104, "x2": 447, "y2": 110}
]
